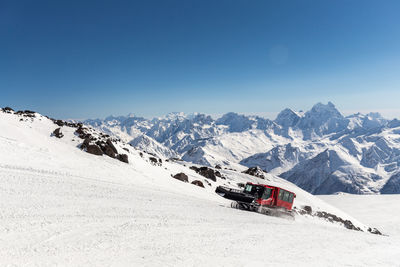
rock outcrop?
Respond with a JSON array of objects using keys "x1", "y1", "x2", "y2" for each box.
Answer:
[
  {"x1": 172, "y1": 173, "x2": 189, "y2": 182},
  {"x1": 242, "y1": 166, "x2": 266, "y2": 179},
  {"x1": 191, "y1": 180, "x2": 204, "y2": 188},
  {"x1": 53, "y1": 128, "x2": 64, "y2": 138},
  {"x1": 190, "y1": 166, "x2": 217, "y2": 181},
  {"x1": 117, "y1": 154, "x2": 129, "y2": 163},
  {"x1": 86, "y1": 144, "x2": 103, "y2": 156}
]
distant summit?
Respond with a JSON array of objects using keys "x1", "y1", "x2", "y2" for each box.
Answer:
[{"x1": 83, "y1": 102, "x2": 400, "y2": 194}]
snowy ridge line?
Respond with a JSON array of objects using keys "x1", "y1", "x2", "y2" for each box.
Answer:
[{"x1": 82, "y1": 102, "x2": 400, "y2": 195}]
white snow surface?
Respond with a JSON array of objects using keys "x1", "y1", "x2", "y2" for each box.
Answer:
[
  {"x1": 1, "y1": 111, "x2": 399, "y2": 266},
  {"x1": 320, "y1": 194, "x2": 400, "y2": 238}
]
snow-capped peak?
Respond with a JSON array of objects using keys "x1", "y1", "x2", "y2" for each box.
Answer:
[
  {"x1": 308, "y1": 101, "x2": 343, "y2": 119},
  {"x1": 164, "y1": 112, "x2": 187, "y2": 121},
  {"x1": 275, "y1": 108, "x2": 301, "y2": 128}
]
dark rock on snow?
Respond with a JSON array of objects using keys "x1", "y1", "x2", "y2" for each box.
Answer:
[
  {"x1": 149, "y1": 156, "x2": 162, "y2": 166},
  {"x1": 102, "y1": 143, "x2": 117, "y2": 158},
  {"x1": 368, "y1": 227, "x2": 382, "y2": 235},
  {"x1": 55, "y1": 120, "x2": 64, "y2": 127},
  {"x1": 53, "y1": 128, "x2": 64, "y2": 138},
  {"x1": 191, "y1": 180, "x2": 205, "y2": 188},
  {"x1": 86, "y1": 145, "x2": 103, "y2": 156},
  {"x1": 303, "y1": 205, "x2": 312, "y2": 215},
  {"x1": 314, "y1": 211, "x2": 362, "y2": 232},
  {"x1": 242, "y1": 166, "x2": 266, "y2": 179},
  {"x1": 2, "y1": 107, "x2": 14, "y2": 113},
  {"x1": 15, "y1": 110, "x2": 36, "y2": 118},
  {"x1": 172, "y1": 172, "x2": 189, "y2": 183},
  {"x1": 117, "y1": 154, "x2": 129, "y2": 163},
  {"x1": 75, "y1": 126, "x2": 91, "y2": 139},
  {"x1": 190, "y1": 166, "x2": 217, "y2": 181},
  {"x1": 106, "y1": 139, "x2": 118, "y2": 154}
]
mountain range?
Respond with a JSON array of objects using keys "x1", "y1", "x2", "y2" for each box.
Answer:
[{"x1": 82, "y1": 102, "x2": 400, "y2": 194}]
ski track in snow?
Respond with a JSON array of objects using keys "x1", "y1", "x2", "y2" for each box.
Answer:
[{"x1": 1, "y1": 166, "x2": 400, "y2": 266}]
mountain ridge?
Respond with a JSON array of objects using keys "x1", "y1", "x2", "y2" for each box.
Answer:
[{"x1": 81, "y1": 102, "x2": 400, "y2": 194}]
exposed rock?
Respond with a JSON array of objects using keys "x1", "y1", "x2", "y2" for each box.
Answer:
[
  {"x1": 123, "y1": 147, "x2": 129, "y2": 152},
  {"x1": 81, "y1": 138, "x2": 90, "y2": 150},
  {"x1": 303, "y1": 205, "x2": 312, "y2": 215},
  {"x1": 172, "y1": 172, "x2": 188, "y2": 183},
  {"x1": 215, "y1": 164, "x2": 222, "y2": 169},
  {"x1": 106, "y1": 139, "x2": 118, "y2": 154},
  {"x1": 15, "y1": 110, "x2": 36, "y2": 118},
  {"x1": 117, "y1": 154, "x2": 129, "y2": 163},
  {"x1": 92, "y1": 139, "x2": 118, "y2": 158},
  {"x1": 242, "y1": 166, "x2": 266, "y2": 179},
  {"x1": 368, "y1": 227, "x2": 382, "y2": 235},
  {"x1": 190, "y1": 166, "x2": 217, "y2": 181},
  {"x1": 55, "y1": 120, "x2": 64, "y2": 126},
  {"x1": 293, "y1": 207, "x2": 382, "y2": 234},
  {"x1": 191, "y1": 180, "x2": 205, "y2": 188},
  {"x1": 86, "y1": 145, "x2": 103, "y2": 156},
  {"x1": 49, "y1": 118, "x2": 82, "y2": 128},
  {"x1": 75, "y1": 126, "x2": 92, "y2": 139},
  {"x1": 2, "y1": 107, "x2": 14, "y2": 113},
  {"x1": 149, "y1": 156, "x2": 162, "y2": 166},
  {"x1": 102, "y1": 143, "x2": 117, "y2": 158},
  {"x1": 53, "y1": 128, "x2": 64, "y2": 138},
  {"x1": 314, "y1": 211, "x2": 362, "y2": 231},
  {"x1": 343, "y1": 219, "x2": 362, "y2": 231}
]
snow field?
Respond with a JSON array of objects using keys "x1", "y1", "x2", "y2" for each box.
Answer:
[{"x1": 1, "y1": 111, "x2": 399, "y2": 266}]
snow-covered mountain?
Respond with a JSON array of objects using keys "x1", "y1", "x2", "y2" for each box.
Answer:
[
  {"x1": 82, "y1": 102, "x2": 400, "y2": 195},
  {"x1": 1, "y1": 107, "x2": 398, "y2": 266},
  {"x1": 129, "y1": 134, "x2": 177, "y2": 159}
]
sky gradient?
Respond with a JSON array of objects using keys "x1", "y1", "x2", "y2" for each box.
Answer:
[{"x1": 1, "y1": 0, "x2": 400, "y2": 119}]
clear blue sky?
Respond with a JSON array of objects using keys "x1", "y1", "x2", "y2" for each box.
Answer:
[{"x1": 1, "y1": 0, "x2": 400, "y2": 119}]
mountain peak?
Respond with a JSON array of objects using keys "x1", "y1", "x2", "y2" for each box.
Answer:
[
  {"x1": 275, "y1": 108, "x2": 301, "y2": 128},
  {"x1": 310, "y1": 102, "x2": 342, "y2": 117},
  {"x1": 164, "y1": 112, "x2": 186, "y2": 121},
  {"x1": 296, "y1": 102, "x2": 348, "y2": 139}
]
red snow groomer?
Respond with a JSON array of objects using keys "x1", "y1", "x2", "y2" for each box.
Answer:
[{"x1": 215, "y1": 182, "x2": 296, "y2": 219}]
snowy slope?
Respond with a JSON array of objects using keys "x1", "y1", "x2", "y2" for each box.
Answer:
[
  {"x1": 1, "y1": 109, "x2": 399, "y2": 266},
  {"x1": 319, "y1": 194, "x2": 400, "y2": 238},
  {"x1": 0, "y1": 109, "x2": 358, "y2": 218},
  {"x1": 129, "y1": 134, "x2": 177, "y2": 159}
]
